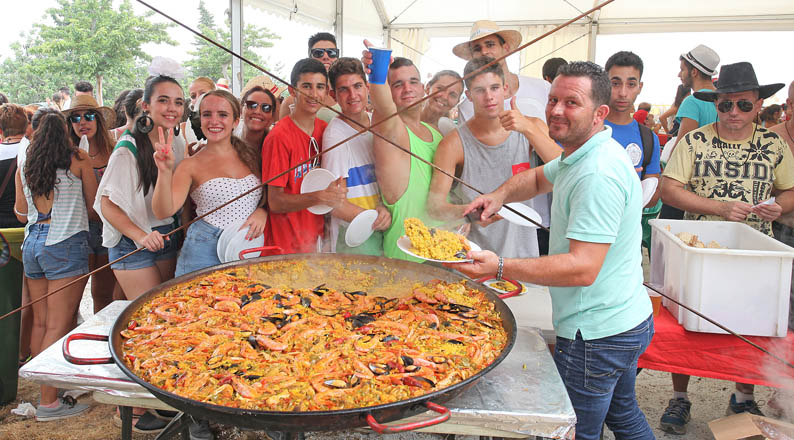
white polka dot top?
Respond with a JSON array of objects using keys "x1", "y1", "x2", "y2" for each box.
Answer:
[{"x1": 191, "y1": 174, "x2": 262, "y2": 229}]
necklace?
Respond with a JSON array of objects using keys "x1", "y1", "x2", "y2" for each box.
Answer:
[
  {"x1": 1, "y1": 136, "x2": 23, "y2": 144},
  {"x1": 714, "y1": 122, "x2": 757, "y2": 169}
]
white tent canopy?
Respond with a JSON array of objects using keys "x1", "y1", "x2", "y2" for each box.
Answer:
[{"x1": 233, "y1": 0, "x2": 794, "y2": 93}]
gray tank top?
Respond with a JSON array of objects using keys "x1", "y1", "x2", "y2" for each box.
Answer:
[{"x1": 453, "y1": 123, "x2": 539, "y2": 258}]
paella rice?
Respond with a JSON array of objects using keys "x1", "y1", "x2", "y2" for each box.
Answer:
[
  {"x1": 404, "y1": 218, "x2": 470, "y2": 261},
  {"x1": 120, "y1": 263, "x2": 507, "y2": 412}
]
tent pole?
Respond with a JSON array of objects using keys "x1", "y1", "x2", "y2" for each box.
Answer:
[
  {"x1": 334, "y1": 0, "x2": 343, "y2": 53},
  {"x1": 230, "y1": 0, "x2": 244, "y2": 95},
  {"x1": 587, "y1": 8, "x2": 600, "y2": 61}
]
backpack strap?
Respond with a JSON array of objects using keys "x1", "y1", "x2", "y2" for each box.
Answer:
[{"x1": 638, "y1": 124, "x2": 654, "y2": 179}]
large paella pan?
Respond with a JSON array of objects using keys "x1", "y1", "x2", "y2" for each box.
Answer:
[{"x1": 64, "y1": 254, "x2": 517, "y2": 433}]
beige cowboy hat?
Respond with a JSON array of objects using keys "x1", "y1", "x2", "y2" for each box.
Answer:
[
  {"x1": 241, "y1": 75, "x2": 284, "y2": 98},
  {"x1": 452, "y1": 20, "x2": 522, "y2": 61},
  {"x1": 63, "y1": 94, "x2": 116, "y2": 126}
]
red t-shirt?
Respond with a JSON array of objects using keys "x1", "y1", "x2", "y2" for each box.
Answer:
[{"x1": 262, "y1": 116, "x2": 327, "y2": 254}]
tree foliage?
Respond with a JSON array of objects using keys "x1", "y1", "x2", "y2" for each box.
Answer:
[
  {"x1": 0, "y1": 0, "x2": 175, "y2": 105},
  {"x1": 184, "y1": 0, "x2": 282, "y2": 87}
]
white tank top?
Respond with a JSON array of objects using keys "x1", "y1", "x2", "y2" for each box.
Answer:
[{"x1": 190, "y1": 174, "x2": 262, "y2": 228}]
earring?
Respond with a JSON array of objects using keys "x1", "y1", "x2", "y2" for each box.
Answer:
[
  {"x1": 136, "y1": 111, "x2": 154, "y2": 134},
  {"x1": 174, "y1": 124, "x2": 180, "y2": 137}
]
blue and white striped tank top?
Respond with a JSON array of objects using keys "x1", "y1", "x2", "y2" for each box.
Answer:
[{"x1": 22, "y1": 168, "x2": 88, "y2": 245}]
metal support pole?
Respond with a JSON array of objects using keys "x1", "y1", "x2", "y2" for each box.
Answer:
[
  {"x1": 587, "y1": 9, "x2": 600, "y2": 61},
  {"x1": 334, "y1": 0, "x2": 343, "y2": 53},
  {"x1": 230, "y1": 0, "x2": 244, "y2": 96}
]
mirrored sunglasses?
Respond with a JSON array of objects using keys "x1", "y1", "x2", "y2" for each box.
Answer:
[
  {"x1": 68, "y1": 111, "x2": 97, "y2": 123},
  {"x1": 310, "y1": 48, "x2": 339, "y2": 59},
  {"x1": 244, "y1": 101, "x2": 273, "y2": 113},
  {"x1": 717, "y1": 99, "x2": 755, "y2": 113}
]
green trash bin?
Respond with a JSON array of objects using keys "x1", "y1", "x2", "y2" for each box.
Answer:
[{"x1": 0, "y1": 227, "x2": 24, "y2": 404}]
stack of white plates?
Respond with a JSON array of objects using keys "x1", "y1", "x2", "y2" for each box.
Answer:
[{"x1": 216, "y1": 222, "x2": 265, "y2": 263}]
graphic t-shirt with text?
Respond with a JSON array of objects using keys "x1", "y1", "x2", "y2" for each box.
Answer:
[{"x1": 663, "y1": 123, "x2": 794, "y2": 235}]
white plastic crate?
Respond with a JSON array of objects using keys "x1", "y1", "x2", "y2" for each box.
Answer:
[{"x1": 649, "y1": 219, "x2": 794, "y2": 337}]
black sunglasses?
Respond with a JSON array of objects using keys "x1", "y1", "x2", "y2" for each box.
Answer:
[
  {"x1": 244, "y1": 100, "x2": 273, "y2": 113},
  {"x1": 717, "y1": 99, "x2": 755, "y2": 113},
  {"x1": 310, "y1": 48, "x2": 339, "y2": 59},
  {"x1": 68, "y1": 111, "x2": 97, "y2": 123}
]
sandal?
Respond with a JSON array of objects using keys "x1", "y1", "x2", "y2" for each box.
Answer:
[{"x1": 113, "y1": 410, "x2": 168, "y2": 434}]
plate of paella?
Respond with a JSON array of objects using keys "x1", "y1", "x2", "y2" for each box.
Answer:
[{"x1": 397, "y1": 218, "x2": 481, "y2": 263}]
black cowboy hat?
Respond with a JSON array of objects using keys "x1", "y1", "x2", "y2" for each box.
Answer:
[{"x1": 694, "y1": 62, "x2": 784, "y2": 102}]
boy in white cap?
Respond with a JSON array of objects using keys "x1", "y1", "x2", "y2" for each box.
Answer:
[{"x1": 453, "y1": 20, "x2": 560, "y2": 254}]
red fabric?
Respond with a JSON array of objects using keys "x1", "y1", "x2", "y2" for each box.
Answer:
[
  {"x1": 262, "y1": 116, "x2": 327, "y2": 254},
  {"x1": 638, "y1": 306, "x2": 794, "y2": 389}
]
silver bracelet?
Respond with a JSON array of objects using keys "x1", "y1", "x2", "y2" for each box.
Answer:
[
  {"x1": 497, "y1": 256, "x2": 504, "y2": 280},
  {"x1": 14, "y1": 207, "x2": 27, "y2": 217}
]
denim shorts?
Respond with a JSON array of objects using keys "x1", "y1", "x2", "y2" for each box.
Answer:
[
  {"x1": 175, "y1": 219, "x2": 222, "y2": 277},
  {"x1": 22, "y1": 225, "x2": 90, "y2": 280},
  {"x1": 109, "y1": 223, "x2": 177, "y2": 271},
  {"x1": 87, "y1": 220, "x2": 107, "y2": 256}
]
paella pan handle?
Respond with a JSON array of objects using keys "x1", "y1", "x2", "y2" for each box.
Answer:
[
  {"x1": 365, "y1": 401, "x2": 450, "y2": 434},
  {"x1": 238, "y1": 245, "x2": 283, "y2": 260},
  {"x1": 476, "y1": 276, "x2": 523, "y2": 299},
  {"x1": 62, "y1": 333, "x2": 113, "y2": 365}
]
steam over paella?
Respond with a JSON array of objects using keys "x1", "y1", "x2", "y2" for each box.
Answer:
[{"x1": 120, "y1": 263, "x2": 508, "y2": 411}]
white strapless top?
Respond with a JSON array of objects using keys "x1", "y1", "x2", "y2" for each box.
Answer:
[{"x1": 190, "y1": 174, "x2": 262, "y2": 228}]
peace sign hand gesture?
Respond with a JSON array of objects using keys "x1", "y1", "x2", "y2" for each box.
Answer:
[{"x1": 153, "y1": 126, "x2": 175, "y2": 173}]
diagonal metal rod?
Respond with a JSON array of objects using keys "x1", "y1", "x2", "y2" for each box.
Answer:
[
  {"x1": 643, "y1": 282, "x2": 794, "y2": 370},
  {"x1": 0, "y1": 0, "x2": 614, "y2": 322}
]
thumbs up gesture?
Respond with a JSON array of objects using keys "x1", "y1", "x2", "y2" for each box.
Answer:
[
  {"x1": 498, "y1": 96, "x2": 526, "y2": 132},
  {"x1": 499, "y1": 96, "x2": 549, "y2": 139}
]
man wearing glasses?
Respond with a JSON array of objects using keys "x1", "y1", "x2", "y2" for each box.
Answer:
[
  {"x1": 279, "y1": 32, "x2": 341, "y2": 123},
  {"x1": 661, "y1": 62, "x2": 794, "y2": 433},
  {"x1": 262, "y1": 58, "x2": 347, "y2": 255}
]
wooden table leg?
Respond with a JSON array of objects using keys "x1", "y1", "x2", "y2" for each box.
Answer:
[{"x1": 119, "y1": 405, "x2": 133, "y2": 440}]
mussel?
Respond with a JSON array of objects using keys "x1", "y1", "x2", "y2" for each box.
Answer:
[
  {"x1": 368, "y1": 362, "x2": 391, "y2": 375},
  {"x1": 324, "y1": 379, "x2": 349, "y2": 389},
  {"x1": 429, "y1": 356, "x2": 448, "y2": 364},
  {"x1": 381, "y1": 335, "x2": 399, "y2": 343},
  {"x1": 244, "y1": 375, "x2": 262, "y2": 380},
  {"x1": 185, "y1": 346, "x2": 194, "y2": 353},
  {"x1": 240, "y1": 295, "x2": 251, "y2": 307},
  {"x1": 312, "y1": 284, "x2": 330, "y2": 296},
  {"x1": 454, "y1": 251, "x2": 468, "y2": 259},
  {"x1": 314, "y1": 308, "x2": 339, "y2": 317},
  {"x1": 300, "y1": 296, "x2": 312, "y2": 308},
  {"x1": 446, "y1": 339, "x2": 465, "y2": 345},
  {"x1": 247, "y1": 282, "x2": 271, "y2": 289},
  {"x1": 347, "y1": 313, "x2": 375, "y2": 329},
  {"x1": 199, "y1": 280, "x2": 213, "y2": 287},
  {"x1": 402, "y1": 375, "x2": 435, "y2": 390},
  {"x1": 476, "y1": 319, "x2": 495, "y2": 329},
  {"x1": 458, "y1": 310, "x2": 479, "y2": 319},
  {"x1": 404, "y1": 365, "x2": 421, "y2": 373},
  {"x1": 343, "y1": 291, "x2": 367, "y2": 302},
  {"x1": 207, "y1": 355, "x2": 224, "y2": 368},
  {"x1": 400, "y1": 355, "x2": 414, "y2": 366},
  {"x1": 348, "y1": 374, "x2": 361, "y2": 387}
]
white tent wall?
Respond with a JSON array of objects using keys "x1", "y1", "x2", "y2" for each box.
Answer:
[{"x1": 239, "y1": 0, "x2": 794, "y2": 92}]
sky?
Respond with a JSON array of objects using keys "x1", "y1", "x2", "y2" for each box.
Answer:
[{"x1": 2, "y1": 0, "x2": 792, "y2": 108}]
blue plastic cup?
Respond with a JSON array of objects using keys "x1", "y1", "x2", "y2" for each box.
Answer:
[{"x1": 368, "y1": 48, "x2": 392, "y2": 85}]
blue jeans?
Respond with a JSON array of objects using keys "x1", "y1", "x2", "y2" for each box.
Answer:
[
  {"x1": 22, "y1": 225, "x2": 89, "y2": 280},
  {"x1": 554, "y1": 314, "x2": 655, "y2": 440},
  {"x1": 87, "y1": 220, "x2": 107, "y2": 256},
  {"x1": 175, "y1": 219, "x2": 222, "y2": 277},
  {"x1": 109, "y1": 223, "x2": 177, "y2": 270}
]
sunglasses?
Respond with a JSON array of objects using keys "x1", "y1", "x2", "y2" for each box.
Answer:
[
  {"x1": 244, "y1": 100, "x2": 273, "y2": 113},
  {"x1": 310, "y1": 48, "x2": 339, "y2": 59},
  {"x1": 717, "y1": 99, "x2": 755, "y2": 113},
  {"x1": 308, "y1": 136, "x2": 319, "y2": 168},
  {"x1": 68, "y1": 111, "x2": 97, "y2": 123}
]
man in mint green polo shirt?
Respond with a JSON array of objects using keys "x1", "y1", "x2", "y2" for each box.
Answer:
[{"x1": 452, "y1": 61, "x2": 654, "y2": 440}]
